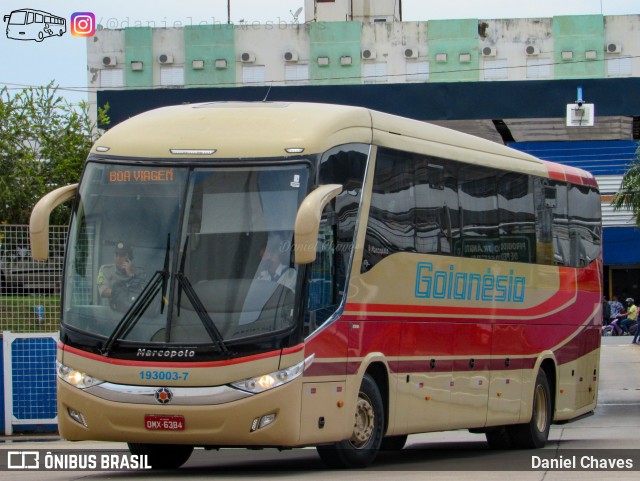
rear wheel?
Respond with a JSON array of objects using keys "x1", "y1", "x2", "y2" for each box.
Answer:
[
  {"x1": 485, "y1": 427, "x2": 512, "y2": 449},
  {"x1": 127, "y1": 443, "x2": 193, "y2": 469},
  {"x1": 317, "y1": 373, "x2": 384, "y2": 468},
  {"x1": 507, "y1": 370, "x2": 552, "y2": 449}
]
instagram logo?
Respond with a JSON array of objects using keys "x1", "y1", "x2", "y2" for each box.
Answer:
[{"x1": 71, "y1": 12, "x2": 96, "y2": 37}]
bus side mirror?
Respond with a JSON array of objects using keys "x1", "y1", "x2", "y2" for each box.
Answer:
[
  {"x1": 294, "y1": 184, "x2": 342, "y2": 265},
  {"x1": 30, "y1": 184, "x2": 78, "y2": 261}
]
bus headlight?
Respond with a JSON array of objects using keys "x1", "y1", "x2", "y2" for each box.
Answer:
[
  {"x1": 230, "y1": 355, "x2": 313, "y2": 394},
  {"x1": 57, "y1": 362, "x2": 103, "y2": 389}
]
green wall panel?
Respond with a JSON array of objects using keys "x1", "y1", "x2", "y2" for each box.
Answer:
[
  {"x1": 310, "y1": 22, "x2": 361, "y2": 85},
  {"x1": 553, "y1": 15, "x2": 605, "y2": 79},
  {"x1": 125, "y1": 28, "x2": 153, "y2": 87},
  {"x1": 184, "y1": 25, "x2": 236, "y2": 87},
  {"x1": 428, "y1": 19, "x2": 479, "y2": 82}
]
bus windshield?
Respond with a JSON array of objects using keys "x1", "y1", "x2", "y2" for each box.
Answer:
[
  {"x1": 63, "y1": 162, "x2": 309, "y2": 353},
  {"x1": 8, "y1": 11, "x2": 27, "y2": 24}
]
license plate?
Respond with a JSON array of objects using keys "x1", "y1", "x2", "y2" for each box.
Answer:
[{"x1": 144, "y1": 415, "x2": 185, "y2": 431}]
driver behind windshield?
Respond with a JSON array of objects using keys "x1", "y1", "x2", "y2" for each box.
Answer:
[{"x1": 97, "y1": 241, "x2": 146, "y2": 311}]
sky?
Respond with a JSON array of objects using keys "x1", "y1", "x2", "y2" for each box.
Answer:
[{"x1": 0, "y1": 0, "x2": 638, "y2": 105}]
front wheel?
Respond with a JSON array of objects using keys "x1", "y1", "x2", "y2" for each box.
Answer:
[
  {"x1": 127, "y1": 443, "x2": 193, "y2": 469},
  {"x1": 316, "y1": 373, "x2": 385, "y2": 468},
  {"x1": 508, "y1": 370, "x2": 552, "y2": 449}
]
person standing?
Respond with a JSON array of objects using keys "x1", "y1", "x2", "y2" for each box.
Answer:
[{"x1": 618, "y1": 298, "x2": 638, "y2": 337}]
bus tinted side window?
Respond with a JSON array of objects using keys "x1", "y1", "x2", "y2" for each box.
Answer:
[
  {"x1": 458, "y1": 165, "x2": 499, "y2": 260},
  {"x1": 362, "y1": 148, "x2": 416, "y2": 271},
  {"x1": 415, "y1": 157, "x2": 460, "y2": 255},
  {"x1": 360, "y1": 146, "x2": 600, "y2": 271},
  {"x1": 498, "y1": 173, "x2": 536, "y2": 263},
  {"x1": 308, "y1": 144, "x2": 368, "y2": 333},
  {"x1": 550, "y1": 182, "x2": 570, "y2": 266},
  {"x1": 568, "y1": 184, "x2": 602, "y2": 267}
]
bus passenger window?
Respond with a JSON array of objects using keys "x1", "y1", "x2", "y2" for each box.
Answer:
[
  {"x1": 458, "y1": 166, "x2": 499, "y2": 260},
  {"x1": 415, "y1": 158, "x2": 460, "y2": 255},
  {"x1": 306, "y1": 221, "x2": 338, "y2": 334},
  {"x1": 363, "y1": 148, "x2": 416, "y2": 271},
  {"x1": 568, "y1": 184, "x2": 601, "y2": 267}
]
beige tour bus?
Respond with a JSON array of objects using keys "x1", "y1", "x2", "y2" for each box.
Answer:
[{"x1": 31, "y1": 102, "x2": 602, "y2": 469}]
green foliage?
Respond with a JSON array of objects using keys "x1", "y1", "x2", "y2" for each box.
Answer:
[
  {"x1": 611, "y1": 144, "x2": 640, "y2": 226},
  {"x1": 0, "y1": 82, "x2": 110, "y2": 224}
]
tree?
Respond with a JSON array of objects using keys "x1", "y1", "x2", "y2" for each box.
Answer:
[
  {"x1": 0, "y1": 82, "x2": 109, "y2": 225},
  {"x1": 611, "y1": 144, "x2": 640, "y2": 225}
]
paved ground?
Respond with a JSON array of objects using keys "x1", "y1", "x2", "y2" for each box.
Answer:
[{"x1": 0, "y1": 336, "x2": 638, "y2": 480}]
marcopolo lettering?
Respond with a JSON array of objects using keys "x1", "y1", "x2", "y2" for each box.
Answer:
[
  {"x1": 414, "y1": 262, "x2": 526, "y2": 303},
  {"x1": 136, "y1": 348, "x2": 196, "y2": 358}
]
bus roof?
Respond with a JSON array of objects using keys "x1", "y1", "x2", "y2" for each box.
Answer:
[
  {"x1": 91, "y1": 102, "x2": 596, "y2": 186},
  {"x1": 9, "y1": 8, "x2": 64, "y2": 18}
]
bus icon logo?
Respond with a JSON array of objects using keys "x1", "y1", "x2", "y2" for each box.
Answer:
[
  {"x1": 3, "y1": 8, "x2": 66, "y2": 42},
  {"x1": 7, "y1": 451, "x2": 39, "y2": 469},
  {"x1": 70, "y1": 12, "x2": 95, "y2": 37}
]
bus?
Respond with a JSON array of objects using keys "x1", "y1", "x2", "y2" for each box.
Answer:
[
  {"x1": 3, "y1": 9, "x2": 66, "y2": 42},
  {"x1": 30, "y1": 102, "x2": 602, "y2": 469}
]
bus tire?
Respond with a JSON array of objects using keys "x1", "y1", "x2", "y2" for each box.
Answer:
[
  {"x1": 316, "y1": 373, "x2": 384, "y2": 468},
  {"x1": 485, "y1": 427, "x2": 513, "y2": 449},
  {"x1": 507, "y1": 370, "x2": 552, "y2": 449},
  {"x1": 380, "y1": 434, "x2": 408, "y2": 451},
  {"x1": 127, "y1": 443, "x2": 193, "y2": 469}
]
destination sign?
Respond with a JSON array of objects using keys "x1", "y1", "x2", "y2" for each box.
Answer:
[{"x1": 108, "y1": 169, "x2": 175, "y2": 183}]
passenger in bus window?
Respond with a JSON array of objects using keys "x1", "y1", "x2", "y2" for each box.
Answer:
[
  {"x1": 97, "y1": 242, "x2": 146, "y2": 311},
  {"x1": 256, "y1": 234, "x2": 296, "y2": 290}
]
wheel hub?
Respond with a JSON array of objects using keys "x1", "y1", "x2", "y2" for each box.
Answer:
[{"x1": 350, "y1": 395, "x2": 375, "y2": 448}]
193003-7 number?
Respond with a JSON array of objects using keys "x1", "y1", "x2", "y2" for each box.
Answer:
[{"x1": 139, "y1": 370, "x2": 189, "y2": 381}]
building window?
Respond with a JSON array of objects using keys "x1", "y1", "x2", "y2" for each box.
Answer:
[
  {"x1": 160, "y1": 66, "x2": 184, "y2": 86},
  {"x1": 100, "y1": 69, "x2": 124, "y2": 88},
  {"x1": 406, "y1": 61, "x2": 429, "y2": 82},
  {"x1": 242, "y1": 65, "x2": 266, "y2": 85},
  {"x1": 483, "y1": 59, "x2": 508, "y2": 80},
  {"x1": 363, "y1": 62, "x2": 388, "y2": 84},
  {"x1": 607, "y1": 57, "x2": 632, "y2": 77},
  {"x1": 526, "y1": 57, "x2": 552, "y2": 79},
  {"x1": 284, "y1": 64, "x2": 309, "y2": 85}
]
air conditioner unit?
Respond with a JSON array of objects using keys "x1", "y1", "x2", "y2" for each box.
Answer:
[
  {"x1": 361, "y1": 49, "x2": 376, "y2": 60},
  {"x1": 607, "y1": 43, "x2": 622, "y2": 53},
  {"x1": 240, "y1": 52, "x2": 256, "y2": 63},
  {"x1": 435, "y1": 53, "x2": 448, "y2": 63},
  {"x1": 481, "y1": 46, "x2": 496, "y2": 57},
  {"x1": 158, "y1": 54, "x2": 174, "y2": 65},
  {"x1": 283, "y1": 51, "x2": 298, "y2": 62},
  {"x1": 525, "y1": 46, "x2": 540, "y2": 56},
  {"x1": 585, "y1": 50, "x2": 597, "y2": 60},
  {"x1": 102, "y1": 55, "x2": 117, "y2": 67},
  {"x1": 403, "y1": 48, "x2": 418, "y2": 59}
]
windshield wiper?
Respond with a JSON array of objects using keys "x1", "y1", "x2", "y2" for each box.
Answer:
[
  {"x1": 160, "y1": 233, "x2": 170, "y2": 314},
  {"x1": 101, "y1": 271, "x2": 164, "y2": 356},
  {"x1": 176, "y1": 235, "x2": 229, "y2": 353}
]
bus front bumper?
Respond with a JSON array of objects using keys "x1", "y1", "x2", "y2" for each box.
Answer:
[{"x1": 57, "y1": 378, "x2": 303, "y2": 446}]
